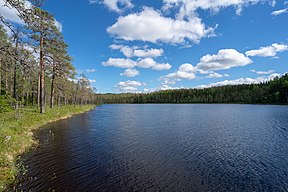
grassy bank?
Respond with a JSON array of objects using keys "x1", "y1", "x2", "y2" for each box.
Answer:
[{"x1": 0, "y1": 105, "x2": 96, "y2": 191}]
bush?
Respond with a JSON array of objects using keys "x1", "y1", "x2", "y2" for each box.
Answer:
[{"x1": 0, "y1": 95, "x2": 16, "y2": 113}]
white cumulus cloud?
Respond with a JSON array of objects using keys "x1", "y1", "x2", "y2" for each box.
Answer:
[
  {"x1": 120, "y1": 68, "x2": 140, "y2": 77},
  {"x1": 206, "y1": 72, "x2": 223, "y2": 78},
  {"x1": 197, "y1": 73, "x2": 280, "y2": 88},
  {"x1": 164, "y1": 63, "x2": 197, "y2": 81},
  {"x1": 110, "y1": 44, "x2": 164, "y2": 58},
  {"x1": 102, "y1": 58, "x2": 136, "y2": 68},
  {"x1": 162, "y1": 0, "x2": 273, "y2": 17},
  {"x1": 115, "y1": 80, "x2": 146, "y2": 92},
  {"x1": 102, "y1": 57, "x2": 171, "y2": 71},
  {"x1": 89, "y1": 79, "x2": 97, "y2": 83},
  {"x1": 89, "y1": 0, "x2": 133, "y2": 13},
  {"x1": 86, "y1": 69, "x2": 96, "y2": 73},
  {"x1": 161, "y1": 49, "x2": 253, "y2": 85},
  {"x1": 250, "y1": 69, "x2": 275, "y2": 75},
  {"x1": 196, "y1": 49, "x2": 253, "y2": 71},
  {"x1": 245, "y1": 43, "x2": 288, "y2": 57},
  {"x1": 143, "y1": 85, "x2": 182, "y2": 92},
  {"x1": 137, "y1": 58, "x2": 172, "y2": 70},
  {"x1": 107, "y1": 7, "x2": 215, "y2": 45}
]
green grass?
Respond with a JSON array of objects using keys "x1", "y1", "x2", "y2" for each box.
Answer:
[{"x1": 0, "y1": 105, "x2": 96, "y2": 191}]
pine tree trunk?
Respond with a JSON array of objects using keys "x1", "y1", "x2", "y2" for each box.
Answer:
[
  {"x1": 37, "y1": 72, "x2": 40, "y2": 106},
  {"x1": 31, "y1": 87, "x2": 34, "y2": 106},
  {"x1": 13, "y1": 39, "x2": 19, "y2": 99},
  {"x1": 0, "y1": 60, "x2": 1, "y2": 95},
  {"x1": 50, "y1": 66, "x2": 55, "y2": 108},
  {"x1": 39, "y1": 34, "x2": 45, "y2": 113}
]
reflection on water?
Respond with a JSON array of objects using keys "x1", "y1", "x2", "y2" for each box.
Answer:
[{"x1": 15, "y1": 104, "x2": 288, "y2": 191}]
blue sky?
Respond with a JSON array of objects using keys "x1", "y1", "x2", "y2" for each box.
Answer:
[{"x1": 1, "y1": 0, "x2": 288, "y2": 93}]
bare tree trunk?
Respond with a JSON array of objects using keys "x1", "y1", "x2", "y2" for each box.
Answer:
[
  {"x1": 5, "y1": 62, "x2": 8, "y2": 93},
  {"x1": 13, "y1": 39, "x2": 19, "y2": 99},
  {"x1": 50, "y1": 65, "x2": 55, "y2": 108},
  {"x1": 13, "y1": 64, "x2": 17, "y2": 98},
  {"x1": 39, "y1": 34, "x2": 45, "y2": 113},
  {"x1": 37, "y1": 72, "x2": 40, "y2": 106},
  {"x1": 0, "y1": 59, "x2": 2, "y2": 95},
  {"x1": 31, "y1": 87, "x2": 34, "y2": 106},
  {"x1": 57, "y1": 95, "x2": 61, "y2": 106}
]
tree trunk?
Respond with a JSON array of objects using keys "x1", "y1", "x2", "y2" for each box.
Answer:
[
  {"x1": 0, "y1": 59, "x2": 1, "y2": 95},
  {"x1": 39, "y1": 34, "x2": 45, "y2": 113},
  {"x1": 37, "y1": 72, "x2": 40, "y2": 106},
  {"x1": 31, "y1": 87, "x2": 34, "y2": 106},
  {"x1": 4, "y1": 68, "x2": 6, "y2": 93},
  {"x1": 57, "y1": 95, "x2": 61, "y2": 106},
  {"x1": 13, "y1": 39, "x2": 19, "y2": 99},
  {"x1": 50, "y1": 65, "x2": 55, "y2": 108}
]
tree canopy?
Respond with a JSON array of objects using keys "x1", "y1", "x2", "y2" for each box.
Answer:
[
  {"x1": 95, "y1": 74, "x2": 288, "y2": 104},
  {"x1": 0, "y1": 0, "x2": 96, "y2": 113}
]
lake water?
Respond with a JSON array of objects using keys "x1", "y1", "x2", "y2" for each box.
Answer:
[{"x1": 15, "y1": 104, "x2": 288, "y2": 191}]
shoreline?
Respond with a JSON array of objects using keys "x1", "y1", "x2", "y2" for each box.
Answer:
[{"x1": 0, "y1": 105, "x2": 96, "y2": 191}]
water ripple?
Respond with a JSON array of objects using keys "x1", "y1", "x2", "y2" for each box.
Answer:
[{"x1": 14, "y1": 104, "x2": 288, "y2": 191}]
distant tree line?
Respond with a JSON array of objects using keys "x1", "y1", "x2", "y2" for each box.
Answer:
[
  {"x1": 95, "y1": 74, "x2": 288, "y2": 104},
  {"x1": 0, "y1": 0, "x2": 96, "y2": 113}
]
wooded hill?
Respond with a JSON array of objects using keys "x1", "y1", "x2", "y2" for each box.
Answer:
[
  {"x1": 0, "y1": 0, "x2": 96, "y2": 113},
  {"x1": 95, "y1": 74, "x2": 288, "y2": 104}
]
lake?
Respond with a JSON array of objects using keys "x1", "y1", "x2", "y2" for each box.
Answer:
[{"x1": 15, "y1": 104, "x2": 288, "y2": 191}]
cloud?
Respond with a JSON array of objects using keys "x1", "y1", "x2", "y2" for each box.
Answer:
[
  {"x1": 110, "y1": 44, "x2": 164, "y2": 58},
  {"x1": 161, "y1": 48, "x2": 254, "y2": 86},
  {"x1": 102, "y1": 57, "x2": 171, "y2": 71},
  {"x1": 107, "y1": 7, "x2": 215, "y2": 44},
  {"x1": 161, "y1": 49, "x2": 252, "y2": 85},
  {"x1": 206, "y1": 72, "x2": 223, "y2": 78},
  {"x1": 271, "y1": 8, "x2": 288, "y2": 16},
  {"x1": 143, "y1": 85, "x2": 182, "y2": 92},
  {"x1": 0, "y1": 0, "x2": 24, "y2": 24},
  {"x1": 250, "y1": 69, "x2": 275, "y2": 75},
  {"x1": 137, "y1": 58, "x2": 172, "y2": 70},
  {"x1": 89, "y1": 0, "x2": 133, "y2": 13},
  {"x1": 89, "y1": 79, "x2": 97, "y2": 83},
  {"x1": 164, "y1": 63, "x2": 197, "y2": 81},
  {"x1": 115, "y1": 80, "x2": 146, "y2": 92},
  {"x1": 245, "y1": 43, "x2": 288, "y2": 57},
  {"x1": 162, "y1": 0, "x2": 272, "y2": 17},
  {"x1": 120, "y1": 68, "x2": 140, "y2": 77},
  {"x1": 102, "y1": 58, "x2": 136, "y2": 68},
  {"x1": 54, "y1": 19, "x2": 63, "y2": 32},
  {"x1": 196, "y1": 49, "x2": 253, "y2": 71},
  {"x1": 86, "y1": 69, "x2": 96, "y2": 73},
  {"x1": 197, "y1": 73, "x2": 280, "y2": 88},
  {"x1": 162, "y1": 59, "x2": 233, "y2": 85}
]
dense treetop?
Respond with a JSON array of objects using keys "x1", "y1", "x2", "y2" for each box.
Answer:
[{"x1": 95, "y1": 74, "x2": 288, "y2": 104}]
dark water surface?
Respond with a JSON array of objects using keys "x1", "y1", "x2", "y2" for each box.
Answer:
[{"x1": 15, "y1": 104, "x2": 288, "y2": 191}]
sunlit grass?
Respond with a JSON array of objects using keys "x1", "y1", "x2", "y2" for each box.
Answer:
[{"x1": 0, "y1": 105, "x2": 96, "y2": 191}]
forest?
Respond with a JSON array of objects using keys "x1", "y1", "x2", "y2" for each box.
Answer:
[
  {"x1": 95, "y1": 74, "x2": 288, "y2": 104},
  {"x1": 0, "y1": 0, "x2": 96, "y2": 113}
]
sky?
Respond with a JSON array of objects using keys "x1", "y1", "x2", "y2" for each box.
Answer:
[{"x1": 1, "y1": 0, "x2": 288, "y2": 93}]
